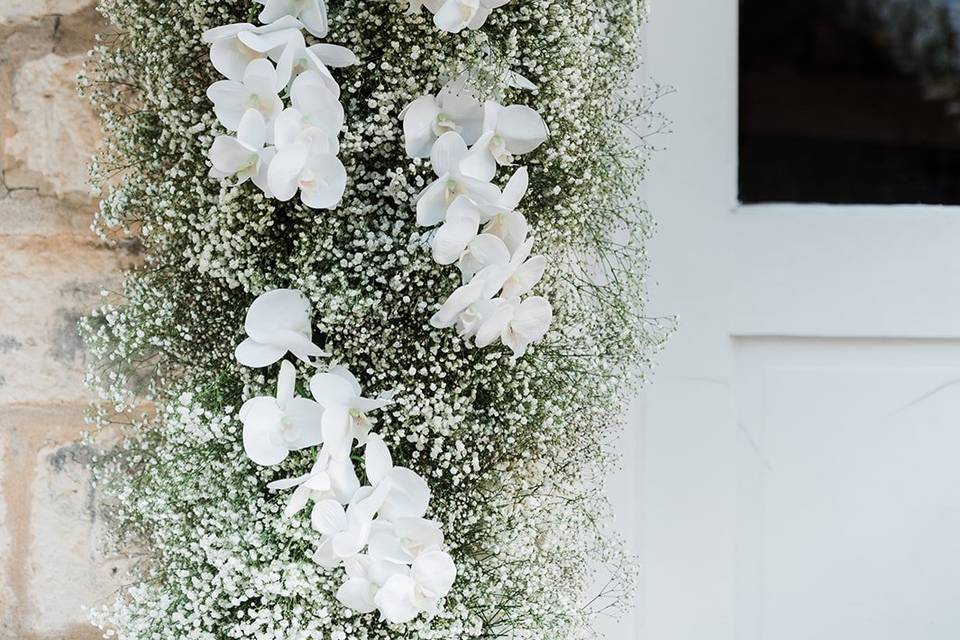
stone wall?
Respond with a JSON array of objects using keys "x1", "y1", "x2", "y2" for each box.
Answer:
[{"x1": 0, "y1": 1, "x2": 132, "y2": 638}]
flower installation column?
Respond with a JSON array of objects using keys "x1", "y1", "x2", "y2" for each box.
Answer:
[{"x1": 82, "y1": 0, "x2": 660, "y2": 637}]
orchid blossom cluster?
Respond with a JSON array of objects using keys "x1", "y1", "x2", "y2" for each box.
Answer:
[
  {"x1": 407, "y1": 0, "x2": 512, "y2": 33},
  {"x1": 234, "y1": 289, "x2": 457, "y2": 624},
  {"x1": 403, "y1": 77, "x2": 554, "y2": 359},
  {"x1": 201, "y1": 1, "x2": 354, "y2": 209}
]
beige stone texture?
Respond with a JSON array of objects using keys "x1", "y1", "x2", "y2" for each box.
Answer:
[
  {"x1": 0, "y1": 1, "x2": 131, "y2": 638},
  {"x1": 0, "y1": 0, "x2": 95, "y2": 26},
  {"x1": 3, "y1": 52, "x2": 101, "y2": 198}
]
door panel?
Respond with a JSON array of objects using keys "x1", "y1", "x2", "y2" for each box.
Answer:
[{"x1": 622, "y1": 1, "x2": 960, "y2": 639}]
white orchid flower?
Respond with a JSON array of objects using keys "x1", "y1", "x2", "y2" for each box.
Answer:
[
  {"x1": 475, "y1": 296, "x2": 553, "y2": 358},
  {"x1": 287, "y1": 70, "x2": 345, "y2": 141},
  {"x1": 364, "y1": 434, "x2": 432, "y2": 523},
  {"x1": 460, "y1": 101, "x2": 549, "y2": 180},
  {"x1": 268, "y1": 448, "x2": 361, "y2": 517},
  {"x1": 208, "y1": 109, "x2": 275, "y2": 194},
  {"x1": 235, "y1": 288, "x2": 329, "y2": 368},
  {"x1": 431, "y1": 236, "x2": 543, "y2": 329},
  {"x1": 429, "y1": 168, "x2": 529, "y2": 264},
  {"x1": 311, "y1": 479, "x2": 390, "y2": 568},
  {"x1": 267, "y1": 111, "x2": 348, "y2": 209},
  {"x1": 430, "y1": 196, "x2": 481, "y2": 265},
  {"x1": 255, "y1": 0, "x2": 328, "y2": 38},
  {"x1": 455, "y1": 296, "x2": 503, "y2": 339},
  {"x1": 416, "y1": 132, "x2": 501, "y2": 227},
  {"x1": 473, "y1": 166, "x2": 530, "y2": 253},
  {"x1": 402, "y1": 81, "x2": 484, "y2": 158},
  {"x1": 433, "y1": 0, "x2": 511, "y2": 33},
  {"x1": 429, "y1": 276, "x2": 490, "y2": 330},
  {"x1": 374, "y1": 550, "x2": 457, "y2": 623},
  {"x1": 368, "y1": 517, "x2": 444, "y2": 566},
  {"x1": 207, "y1": 59, "x2": 283, "y2": 138},
  {"x1": 309, "y1": 366, "x2": 393, "y2": 461},
  {"x1": 239, "y1": 360, "x2": 324, "y2": 466},
  {"x1": 459, "y1": 234, "x2": 544, "y2": 297},
  {"x1": 238, "y1": 27, "x2": 355, "y2": 92},
  {"x1": 201, "y1": 16, "x2": 304, "y2": 82},
  {"x1": 336, "y1": 554, "x2": 408, "y2": 614}
]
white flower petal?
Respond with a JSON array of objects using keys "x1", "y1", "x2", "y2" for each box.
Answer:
[
  {"x1": 283, "y1": 484, "x2": 313, "y2": 518},
  {"x1": 430, "y1": 131, "x2": 469, "y2": 177},
  {"x1": 300, "y1": 1, "x2": 329, "y2": 38},
  {"x1": 320, "y1": 406, "x2": 352, "y2": 459},
  {"x1": 459, "y1": 132, "x2": 498, "y2": 182},
  {"x1": 210, "y1": 38, "x2": 258, "y2": 81},
  {"x1": 258, "y1": 0, "x2": 302, "y2": 24},
  {"x1": 438, "y1": 88, "x2": 484, "y2": 145},
  {"x1": 496, "y1": 105, "x2": 549, "y2": 155},
  {"x1": 484, "y1": 210, "x2": 528, "y2": 254},
  {"x1": 475, "y1": 299, "x2": 516, "y2": 348},
  {"x1": 328, "y1": 457, "x2": 361, "y2": 503},
  {"x1": 500, "y1": 166, "x2": 529, "y2": 210},
  {"x1": 299, "y1": 154, "x2": 347, "y2": 210},
  {"x1": 381, "y1": 467, "x2": 431, "y2": 521},
  {"x1": 337, "y1": 578, "x2": 378, "y2": 613},
  {"x1": 245, "y1": 288, "x2": 312, "y2": 338},
  {"x1": 276, "y1": 359, "x2": 296, "y2": 407},
  {"x1": 237, "y1": 109, "x2": 267, "y2": 150},
  {"x1": 267, "y1": 143, "x2": 309, "y2": 201},
  {"x1": 235, "y1": 337, "x2": 287, "y2": 368},
  {"x1": 365, "y1": 434, "x2": 393, "y2": 486},
  {"x1": 311, "y1": 499, "x2": 348, "y2": 535},
  {"x1": 430, "y1": 278, "x2": 486, "y2": 328},
  {"x1": 416, "y1": 177, "x2": 453, "y2": 227},
  {"x1": 375, "y1": 574, "x2": 420, "y2": 624},
  {"x1": 432, "y1": 197, "x2": 481, "y2": 264},
  {"x1": 209, "y1": 136, "x2": 256, "y2": 176},
  {"x1": 501, "y1": 255, "x2": 546, "y2": 298},
  {"x1": 512, "y1": 296, "x2": 552, "y2": 342},
  {"x1": 240, "y1": 397, "x2": 288, "y2": 466},
  {"x1": 310, "y1": 372, "x2": 358, "y2": 407},
  {"x1": 459, "y1": 233, "x2": 510, "y2": 282},
  {"x1": 283, "y1": 397, "x2": 325, "y2": 449},
  {"x1": 413, "y1": 549, "x2": 456, "y2": 600},
  {"x1": 403, "y1": 96, "x2": 441, "y2": 159},
  {"x1": 433, "y1": 0, "x2": 476, "y2": 33},
  {"x1": 309, "y1": 43, "x2": 357, "y2": 67}
]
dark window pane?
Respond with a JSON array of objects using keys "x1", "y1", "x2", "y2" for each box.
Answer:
[{"x1": 739, "y1": 0, "x2": 960, "y2": 204}]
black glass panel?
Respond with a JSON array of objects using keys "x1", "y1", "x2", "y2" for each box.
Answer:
[{"x1": 740, "y1": 0, "x2": 960, "y2": 204}]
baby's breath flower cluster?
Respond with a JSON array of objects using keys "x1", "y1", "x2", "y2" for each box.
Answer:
[{"x1": 81, "y1": 0, "x2": 663, "y2": 638}]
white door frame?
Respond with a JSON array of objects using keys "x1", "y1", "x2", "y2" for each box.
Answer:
[{"x1": 621, "y1": 1, "x2": 960, "y2": 639}]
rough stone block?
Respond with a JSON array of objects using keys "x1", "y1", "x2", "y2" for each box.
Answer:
[
  {"x1": 3, "y1": 53, "x2": 102, "y2": 199},
  {"x1": 0, "y1": 405, "x2": 127, "y2": 638},
  {"x1": 0, "y1": 0, "x2": 95, "y2": 26},
  {"x1": 0, "y1": 235, "x2": 134, "y2": 404}
]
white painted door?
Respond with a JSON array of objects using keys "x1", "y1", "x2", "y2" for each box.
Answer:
[{"x1": 606, "y1": 1, "x2": 960, "y2": 639}]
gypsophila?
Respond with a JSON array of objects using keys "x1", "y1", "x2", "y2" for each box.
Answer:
[{"x1": 82, "y1": 0, "x2": 664, "y2": 638}]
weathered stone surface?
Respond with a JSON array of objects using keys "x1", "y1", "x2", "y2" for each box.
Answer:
[
  {"x1": 0, "y1": 192, "x2": 96, "y2": 236},
  {"x1": 3, "y1": 53, "x2": 101, "y2": 198},
  {"x1": 0, "y1": 432, "x2": 13, "y2": 638},
  {"x1": 0, "y1": 235, "x2": 133, "y2": 404},
  {"x1": 0, "y1": 405, "x2": 126, "y2": 638},
  {"x1": 0, "y1": 0, "x2": 95, "y2": 26}
]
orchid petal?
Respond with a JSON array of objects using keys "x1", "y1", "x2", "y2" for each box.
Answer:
[
  {"x1": 403, "y1": 96, "x2": 441, "y2": 159},
  {"x1": 337, "y1": 578, "x2": 378, "y2": 613},
  {"x1": 496, "y1": 105, "x2": 549, "y2": 155},
  {"x1": 431, "y1": 131, "x2": 469, "y2": 177},
  {"x1": 311, "y1": 498, "x2": 348, "y2": 535},
  {"x1": 375, "y1": 574, "x2": 420, "y2": 624},
  {"x1": 365, "y1": 434, "x2": 393, "y2": 485}
]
